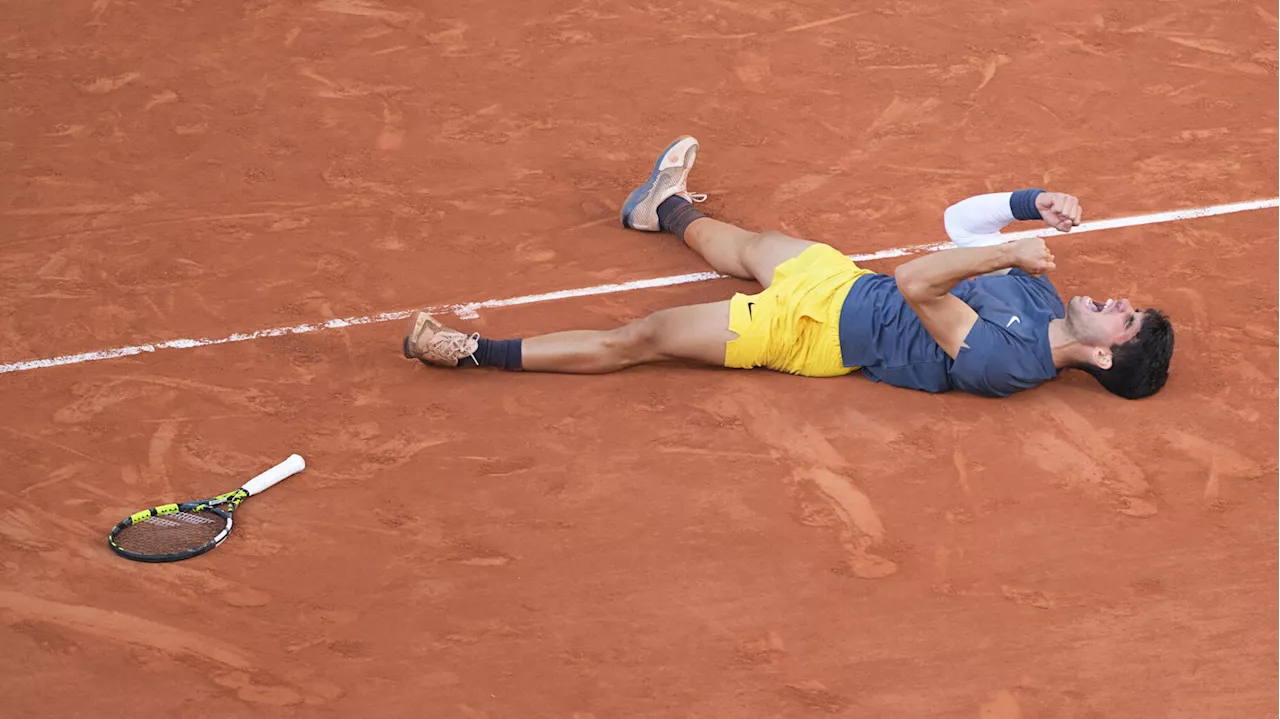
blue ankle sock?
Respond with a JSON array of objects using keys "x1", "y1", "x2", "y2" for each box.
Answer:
[
  {"x1": 467, "y1": 338, "x2": 523, "y2": 370},
  {"x1": 656, "y1": 196, "x2": 705, "y2": 242}
]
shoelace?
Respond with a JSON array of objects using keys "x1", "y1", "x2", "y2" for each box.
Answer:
[
  {"x1": 687, "y1": 192, "x2": 708, "y2": 203},
  {"x1": 430, "y1": 331, "x2": 480, "y2": 361}
]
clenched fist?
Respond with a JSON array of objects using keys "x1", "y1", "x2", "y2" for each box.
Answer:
[
  {"x1": 1008, "y1": 237, "x2": 1056, "y2": 276},
  {"x1": 1036, "y1": 192, "x2": 1082, "y2": 232}
]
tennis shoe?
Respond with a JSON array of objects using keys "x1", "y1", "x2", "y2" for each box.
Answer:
[
  {"x1": 620, "y1": 135, "x2": 707, "y2": 232},
  {"x1": 402, "y1": 312, "x2": 479, "y2": 367}
]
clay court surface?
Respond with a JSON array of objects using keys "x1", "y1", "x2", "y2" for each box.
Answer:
[{"x1": 2, "y1": 0, "x2": 1278, "y2": 716}]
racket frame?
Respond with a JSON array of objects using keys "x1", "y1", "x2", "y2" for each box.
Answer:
[
  {"x1": 107, "y1": 489, "x2": 248, "y2": 563},
  {"x1": 106, "y1": 455, "x2": 304, "y2": 563}
]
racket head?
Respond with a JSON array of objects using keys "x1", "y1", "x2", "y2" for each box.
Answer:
[{"x1": 107, "y1": 490, "x2": 246, "y2": 563}]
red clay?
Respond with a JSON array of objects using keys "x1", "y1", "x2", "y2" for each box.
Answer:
[{"x1": 1, "y1": 0, "x2": 1276, "y2": 716}]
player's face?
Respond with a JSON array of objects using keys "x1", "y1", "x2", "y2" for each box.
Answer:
[{"x1": 1065, "y1": 296, "x2": 1144, "y2": 347}]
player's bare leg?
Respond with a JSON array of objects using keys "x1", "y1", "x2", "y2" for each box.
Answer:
[
  {"x1": 619, "y1": 136, "x2": 819, "y2": 288},
  {"x1": 682, "y1": 219, "x2": 818, "y2": 289},
  {"x1": 400, "y1": 136, "x2": 822, "y2": 374},
  {"x1": 402, "y1": 301, "x2": 734, "y2": 373}
]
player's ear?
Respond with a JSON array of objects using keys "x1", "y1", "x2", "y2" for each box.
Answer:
[{"x1": 1091, "y1": 346, "x2": 1112, "y2": 370}]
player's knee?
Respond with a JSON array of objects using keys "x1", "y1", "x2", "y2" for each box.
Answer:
[
  {"x1": 746, "y1": 229, "x2": 778, "y2": 251},
  {"x1": 607, "y1": 315, "x2": 663, "y2": 364},
  {"x1": 738, "y1": 230, "x2": 795, "y2": 283},
  {"x1": 745, "y1": 229, "x2": 793, "y2": 260}
]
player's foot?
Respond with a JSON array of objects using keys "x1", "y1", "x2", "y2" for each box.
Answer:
[
  {"x1": 402, "y1": 312, "x2": 479, "y2": 367},
  {"x1": 620, "y1": 135, "x2": 707, "y2": 232}
]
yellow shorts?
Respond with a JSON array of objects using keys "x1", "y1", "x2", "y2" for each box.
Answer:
[{"x1": 725, "y1": 244, "x2": 874, "y2": 377}]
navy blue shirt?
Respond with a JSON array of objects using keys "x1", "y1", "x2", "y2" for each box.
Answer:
[{"x1": 837, "y1": 269, "x2": 1065, "y2": 397}]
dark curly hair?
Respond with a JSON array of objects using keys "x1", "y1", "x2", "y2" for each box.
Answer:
[{"x1": 1080, "y1": 309, "x2": 1174, "y2": 399}]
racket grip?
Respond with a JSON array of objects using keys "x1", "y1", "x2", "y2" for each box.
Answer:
[{"x1": 241, "y1": 454, "x2": 306, "y2": 496}]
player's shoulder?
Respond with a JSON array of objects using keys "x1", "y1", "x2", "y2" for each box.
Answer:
[
  {"x1": 1005, "y1": 268, "x2": 1061, "y2": 294},
  {"x1": 973, "y1": 269, "x2": 1063, "y2": 310}
]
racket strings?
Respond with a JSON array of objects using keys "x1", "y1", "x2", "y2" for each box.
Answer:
[{"x1": 114, "y1": 509, "x2": 228, "y2": 555}]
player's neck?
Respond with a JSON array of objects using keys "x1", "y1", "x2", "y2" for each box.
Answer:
[{"x1": 1047, "y1": 318, "x2": 1093, "y2": 370}]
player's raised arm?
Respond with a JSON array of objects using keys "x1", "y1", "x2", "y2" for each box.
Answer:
[
  {"x1": 944, "y1": 190, "x2": 1083, "y2": 246},
  {"x1": 894, "y1": 238, "x2": 1057, "y2": 358}
]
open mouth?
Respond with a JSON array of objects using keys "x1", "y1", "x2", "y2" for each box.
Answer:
[{"x1": 1081, "y1": 296, "x2": 1115, "y2": 313}]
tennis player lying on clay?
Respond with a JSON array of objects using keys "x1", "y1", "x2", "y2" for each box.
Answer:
[{"x1": 402, "y1": 136, "x2": 1174, "y2": 399}]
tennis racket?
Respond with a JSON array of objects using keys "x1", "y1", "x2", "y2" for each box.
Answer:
[{"x1": 107, "y1": 454, "x2": 306, "y2": 563}]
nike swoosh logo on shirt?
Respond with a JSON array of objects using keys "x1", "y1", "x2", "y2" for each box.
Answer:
[
  {"x1": 747, "y1": 302, "x2": 755, "y2": 319},
  {"x1": 1006, "y1": 316, "x2": 1021, "y2": 327}
]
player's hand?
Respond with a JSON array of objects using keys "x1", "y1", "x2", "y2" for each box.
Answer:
[
  {"x1": 1008, "y1": 237, "x2": 1056, "y2": 275},
  {"x1": 1035, "y1": 192, "x2": 1082, "y2": 232}
]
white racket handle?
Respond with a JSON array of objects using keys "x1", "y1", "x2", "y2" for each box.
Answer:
[{"x1": 241, "y1": 454, "x2": 306, "y2": 496}]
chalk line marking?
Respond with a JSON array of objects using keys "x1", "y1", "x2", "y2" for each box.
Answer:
[{"x1": 2, "y1": 197, "x2": 1276, "y2": 376}]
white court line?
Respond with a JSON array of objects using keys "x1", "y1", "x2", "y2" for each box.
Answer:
[{"x1": 2, "y1": 197, "x2": 1276, "y2": 376}]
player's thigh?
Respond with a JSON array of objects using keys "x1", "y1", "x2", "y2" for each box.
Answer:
[
  {"x1": 640, "y1": 300, "x2": 736, "y2": 366},
  {"x1": 743, "y1": 230, "x2": 819, "y2": 289}
]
